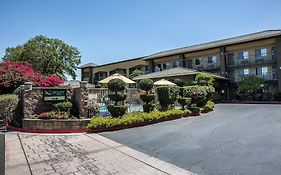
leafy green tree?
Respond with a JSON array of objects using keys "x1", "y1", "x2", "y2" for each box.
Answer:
[
  {"x1": 238, "y1": 75, "x2": 265, "y2": 94},
  {"x1": 129, "y1": 69, "x2": 144, "y2": 80},
  {"x1": 2, "y1": 35, "x2": 81, "y2": 79}
]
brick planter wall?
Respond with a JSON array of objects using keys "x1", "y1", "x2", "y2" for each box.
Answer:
[
  {"x1": 21, "y1": 86, "x2": 89, "y2": 119},
  {"x1": 22, "y1": 119, "x2": 91, "y2": 130}
]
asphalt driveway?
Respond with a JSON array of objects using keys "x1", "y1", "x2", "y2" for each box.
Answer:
[{"x1": 100, "y1": 104, "x2": 281, "y2": 175}]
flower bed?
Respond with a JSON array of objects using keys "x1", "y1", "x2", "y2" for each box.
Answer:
[{"x1": 87, "y1": 109, "x2": 191, "y2": 132}]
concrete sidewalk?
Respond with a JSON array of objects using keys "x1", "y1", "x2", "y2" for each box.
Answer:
[{"x1": 5, "y1": 132, "x2": 195, "y2": 175}]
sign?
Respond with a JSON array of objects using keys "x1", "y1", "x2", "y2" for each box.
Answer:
[{"x1": 43, "y1": 89, "x2": 66, "y2": 101}]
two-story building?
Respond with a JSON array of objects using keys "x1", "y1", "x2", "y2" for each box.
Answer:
[{"x1": 80, "y1": 30, "x2": 281, "y2": 99}]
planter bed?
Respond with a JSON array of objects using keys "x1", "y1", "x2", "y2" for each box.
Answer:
[
  {"x1": 88, "y1": 112, "x2": 201, "y2": 133},
  {"x1": 22, "y1": 118, "x2": 91, "y2": 130},
  {"x1": 89, "y1": 114, "x2": 183, "y2": 133}
]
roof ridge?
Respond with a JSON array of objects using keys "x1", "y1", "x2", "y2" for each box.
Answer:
[
  {"x1": 149, "y1": 29, "x2": 281, "y2": 57},
  {"x1": 147, "y1": 29, "x2": 281, "y2": 58}
]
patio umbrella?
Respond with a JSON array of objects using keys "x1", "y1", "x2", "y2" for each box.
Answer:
[
  {"x1": 154, "y1": 79, "x2": 176, "y2": 86},
  {"x1": 98, "y1": 73, "x2": 136, "y2": 84}
]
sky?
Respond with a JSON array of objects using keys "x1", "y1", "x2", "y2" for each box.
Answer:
[{"x1": 0, "y1": 0, "x2": 281, "y2": 80}]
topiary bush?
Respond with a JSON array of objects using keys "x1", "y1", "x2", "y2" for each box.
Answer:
[
  {"x1": 0, "y1": 94, "x2": 19, "y2": 122},
  {"x1": 139, "y1": 79, "x2": 155, "y2": 113},
  {"x1": 108, "y1": 93, "x2": 127, "y2": 103},
  {"x1": 107, "y1": 105, "x2": 128, "y2": 118},
  {"x1": 178, "y1": 97, "x2": 192, "y2": 110},
  {"x1": 139, "y1": 79, "x2": 154, "y2": 91},
  {"x1": 108, "y1": 79, "x2": 126, "y2": 92},
  {"x1": 157, "y1": 86, "x2": 179, "y2": 111},
  {"x1": 194, "y1": 73, "x2": 214, "y2": 86},
  {"x1": 107, "y1": 79, "x2": 128, "y2": 117}
]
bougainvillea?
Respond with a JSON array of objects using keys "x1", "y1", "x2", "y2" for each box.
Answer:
[{"x1": 0, "y1": 61, "x2": 64, "y2": 93}]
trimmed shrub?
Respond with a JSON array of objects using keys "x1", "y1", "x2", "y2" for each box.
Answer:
[
  {"x1": 53, "y1": 101, "x2": 73, "y2": 113},
  {"x1": 139, "y1": 78, "x2": 155, "y2": 113},
  {"x1": 108, "y1": 93, "x2": 127, "y2": 103},
  {"x1": 190, "y1": 105, "x2": 200, "y2": 114},
  {"x1": 107, "y1": 79, "x2": 127, "y2": 117},
  {"x1": 108, "y1": 79, "x2": 126, "y2": 92},
  {"x1": 140, "y1": 94, "x2": 155, "y2": 103},
  {"x1": 107, "y1": 105, "x2": 128, "y2": 118},
  {"x1": 157, "y1": 86, "x2": 179, "y2": 111},
  {"x1": 143, "y1": 104, "x2": 155, "y2": 113},
  {"x1": 178, "y1": 97, "x2": 192, "y2": 110},
  {"x1": 201, "y1": 101, "x2": 215, "y2": 112},
  {"x1": 194, "y1": 73, "x2": 214, "y2": 86},
  {"x1": 196, "y1": 86, "x2": 215, "y2": 107},
  {"x1": 139, "y1": 79, "x2": 154, "y2": 91},
  {"x1": 87, "y1": 109, "x2": 191, "y2": 130},
  {"x1": 0, "y1": 94, "x2": 19, "y2": 122}
]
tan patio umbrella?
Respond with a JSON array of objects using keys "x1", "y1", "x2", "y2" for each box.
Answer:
[
  {"x1": 98, "y1": 73, "x2": 136, "y2": 84},
  {"x1": 154, "y1": 79, "x2": 176, "y2": 86}
]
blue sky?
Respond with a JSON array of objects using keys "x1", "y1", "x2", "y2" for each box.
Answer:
[{"x1": 0, "y1": 0, "x2": 281, "y2": 79}]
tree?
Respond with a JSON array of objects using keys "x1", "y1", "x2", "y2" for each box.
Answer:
[
  {"x1": 129, "y1": 69, "x2": 144, "y2": 80},
  {"x1": 0, "y1": 61, "x2": 64, "y2": 94},
  {"x1": 2, "y1": 35, "x2": 81, "y2": 79},
  {"x1": 238, "y1": 75, "x2": 265, "y2": 94}
]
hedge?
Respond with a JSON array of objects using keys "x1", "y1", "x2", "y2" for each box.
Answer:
[
  {"x1": 87, "y1": 109, "x2": 191, "y2": 130},
  {"x1": 0, "y1": 94, "x2": 19, "y2": 122}
]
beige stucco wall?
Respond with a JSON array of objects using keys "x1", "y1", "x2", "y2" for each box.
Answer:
[{"x1": 92, "y1": 59, "x2": 148, "y2": 74}]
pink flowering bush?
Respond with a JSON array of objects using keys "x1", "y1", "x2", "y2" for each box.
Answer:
[{"x1": 0, "y1": 61, "x2": 64, "y2": 93}]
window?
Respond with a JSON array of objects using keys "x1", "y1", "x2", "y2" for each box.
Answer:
[
  {"x1": 238, "y1": 51, "x2": 249, "y2": 59},
  {"x1": 195, "y1": 58, "x2": 201, "y2": 65},
  {"x1": 208, "y1": 56, "x2": 217, "y2": 64},
  {"x1": 257, "y1": 67, "x2": 268, "y2": 75},
  {"x1": 239, "y1": 68, "x2": 249, "y2": 76},
  {"x1": 255, "y1": 48, "x2": 267, "y2": 57}
]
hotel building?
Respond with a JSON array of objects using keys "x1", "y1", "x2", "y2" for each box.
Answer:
[{"x1": 80, "y1": 30, "x2": 281, "y2": 99}]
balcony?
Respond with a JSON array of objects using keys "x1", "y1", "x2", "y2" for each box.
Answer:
[
  {"x1": 228, "y1": 72, "x2": 276, "y2": 82},
  {"x1": 192, "y1": 64, "x2": 220, "y2": 71},
  {"x1": 227, "y1": 54, "x2": 276, "y2": 68}
]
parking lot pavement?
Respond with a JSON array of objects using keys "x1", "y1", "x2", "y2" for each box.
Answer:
[
  {"x1": 5, "y1": 131, "x2": 194, "y2": 175},
  {"x1": 101, "y1": 104, "x2": 281, "y2": 175}
]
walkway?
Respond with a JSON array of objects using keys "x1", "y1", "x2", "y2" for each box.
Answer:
[{"x1": 5, "y1": 132, "x2": 194, "y2": 175}]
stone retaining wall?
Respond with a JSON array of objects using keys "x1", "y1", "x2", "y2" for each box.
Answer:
[{"x1": 22, "y1": 119, "x2": 91, "y2": 130}]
